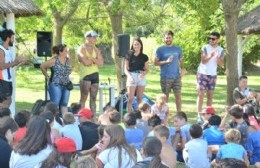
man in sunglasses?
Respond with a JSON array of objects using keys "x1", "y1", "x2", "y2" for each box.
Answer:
[{"x1": 196, "y1": 32, "x2": 224, "y2": 123}]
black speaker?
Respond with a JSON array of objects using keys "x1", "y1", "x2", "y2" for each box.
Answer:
[
  {"x1": 117, "y1": 34, "x2": 130, "y2": 57},
  {"x1": 37, "y1": 31, "x2": 52, "y2": 57}
]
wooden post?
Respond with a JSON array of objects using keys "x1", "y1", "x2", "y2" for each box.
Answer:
[{"x1": 6, "y1": 13, "x2": 16, "y2": 117}]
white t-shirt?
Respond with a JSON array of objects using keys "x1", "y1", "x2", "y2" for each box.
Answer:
[
  {"x1": 183, "y1": 138, "x2": 210, "y2": 168},
  {"x1": 52, "y1": 119, "x2": 63, "y2": 132},
  {"x1": 60, "y1": 123, "x2": 83, "y2": 150},
  {"x1": 197, "y1": 44, "x2": 224, "y2": 76},
  {"x1": 9, "y1": 145, "x2": 53, "y2": 168},
  {"x1": 151, "y1": 103, "x2": 169, "y2": 122},
  {"x1": 0, "y1": 45, "x2": 14, "y2": 82},
  {"x1": 98, "y1": 147, "x2": 142, "y2": 168}
]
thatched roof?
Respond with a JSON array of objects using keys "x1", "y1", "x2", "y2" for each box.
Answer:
[
  {"x1": 237, "y1": 5, "x2": 260, "y2": 35},
  {"x1": 0, "y1": 0, "x2": 44, "y2": 17}
]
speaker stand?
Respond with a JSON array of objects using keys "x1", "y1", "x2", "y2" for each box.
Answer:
[
  {"x1": 117, "y1": 57, "x2": 127, "y2": 117},
  {"x1": 44, "y1": 56, "x2": 48, "y2": 101}
]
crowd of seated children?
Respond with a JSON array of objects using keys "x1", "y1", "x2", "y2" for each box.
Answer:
[{"x1": 3, "y1": 91, "x2": 260, "y2": 168}]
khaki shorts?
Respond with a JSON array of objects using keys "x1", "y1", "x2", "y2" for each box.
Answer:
[{"x1": 160, "y1": 77, "x2": 182, "y2": 94}]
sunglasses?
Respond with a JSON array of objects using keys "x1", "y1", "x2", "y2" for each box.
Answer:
[{"x1": 208, "y1": 37, "x2": 217, "y2": 41}]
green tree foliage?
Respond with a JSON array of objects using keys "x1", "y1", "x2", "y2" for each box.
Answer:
[{"x1": 243, "y1": 36, "x2": 260, "y2": 69}]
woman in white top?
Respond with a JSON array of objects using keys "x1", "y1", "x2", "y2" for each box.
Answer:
[
  {"x1": 96, "y1": 125, "x2": 142, "y2": 168},
  {"x1": 9, "y1": 116, "x2": 53, "y2": 168}
]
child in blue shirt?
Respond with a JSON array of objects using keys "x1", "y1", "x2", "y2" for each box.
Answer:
[
  {"x1": 246, "y1": 129, "x2": 260, "y2": 165},
  {"x1": 215, "y1": 129, "x2": 248, "y2": 166},
  {"x1": 123, "y1": 112, "x2": 144, "y2": 150},
  {"x1": 203, "y1": 115, "x2": 225, "y2": 145},
  {"x1": 172, "y1": 111, "x2": 191, "y2": 162},
  {"x1": 183, "y1": 124, "x2": 211, "y2": 168}
]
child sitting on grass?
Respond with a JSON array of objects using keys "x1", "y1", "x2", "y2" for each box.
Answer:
[
  {"x1": 98, "y1": 107, "x2": 120, "y2": 125},
  {"x1": 151, "y1": 94, "x2": 169, "y2": 126},
  {"x1": 183, "y1": 124, "x2": 211, "y2": 168},
  {"x1": 215, "y1": 129, "x2": 249, "y2": 166},
  {"x1": 138, "y1": 101, "x2": 152, "y2": 121},
  {"x1": 172, "y1": 111, "x2": 191, "y2": 162},
  {"x1": 154, "y1": 125, "x2": 176, "y2": 168},
  {"x1": 220, "y1": 105, "x2": 248, "y2": 147}
]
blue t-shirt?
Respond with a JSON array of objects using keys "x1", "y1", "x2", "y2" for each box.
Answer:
[
  {"x1": 246, "y1": 131, "x2": 260, "y2": 165},
  {"x1": 125, "y1": 128, "x2": 144, "y2": 150},
  {"x1": 217, "y1": 143, "x2": 247, "y2": 161},
  {"x1": 181, "y1": 123, "x2": 191, "y2": 142},
  {"x1": 168, "y1": 127, "x2": 176, "y2": 145},
  {"x1": 203, "y1": 126, "x2": 225, "y2": 145},
  {"x1": 156, "y1": 45, "x2": 182, "y2": 79}
]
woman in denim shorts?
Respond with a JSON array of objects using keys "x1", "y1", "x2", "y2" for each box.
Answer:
[
  {"x1": 40, "y1": 44, "x2": 72, "y2": 116},
  {"x1": 125, "y1": 38, "x2": 149, "y2": 113}
]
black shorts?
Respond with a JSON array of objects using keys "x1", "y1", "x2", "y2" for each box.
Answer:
[
  {"x1": 0, "y1": 79, "x2": 13, "y2": 99},
  {"x1": 83, "y1": 72, "x2": 99, "y2": 84}
]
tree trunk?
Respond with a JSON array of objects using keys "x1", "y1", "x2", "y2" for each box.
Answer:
[
  {"x1": 221, "y1": 0, "x2": 246, "y2": 105},
  {"x1": 109, "y1": 13, "x2": 125, "y2": 93},
  {"x1": 54, "y1": 23, "x2": 63, "y2": 45},
  {"x1": 98, "y1": 42, "x2": 114, "y2": 64}
]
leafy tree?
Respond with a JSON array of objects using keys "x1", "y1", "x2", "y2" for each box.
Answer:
[{"x1": 47, "y1": 0, "x2": 81, "y2": 45}]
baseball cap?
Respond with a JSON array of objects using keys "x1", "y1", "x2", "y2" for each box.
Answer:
[
  {"x1": 200, "y1": 106, "x2": 215, "y2": 115},
  {"x1": 55, "y1": 137, "x2": 76, "y2": 153},
  {"x1": 85, "y1": 30, "x2": 99, "y2": 38},
  {"x1": 77, "y1": 108, "x2": 93, "y2": 119}
]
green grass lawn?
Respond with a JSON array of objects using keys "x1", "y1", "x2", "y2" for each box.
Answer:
[{"x1": 15, "y1": 64, "x2": 260, "y2": 125}]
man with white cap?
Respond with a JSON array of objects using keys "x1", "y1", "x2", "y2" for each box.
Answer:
[{"x1": 77, "y1": 30, "x2": 104, "y2": 117}]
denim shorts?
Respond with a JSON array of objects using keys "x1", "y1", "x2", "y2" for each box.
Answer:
[
  {"x1": 197, "y1": 73, "x2": 217, "y2": 91},
  {"x1": 126, "y1": 72, "x2": 146, "y2": 87},
  {"x1": 48, "y1": 82, "x2": 70, "y2": 107}
]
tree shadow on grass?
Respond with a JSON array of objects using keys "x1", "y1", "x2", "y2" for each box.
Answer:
[{"x1": 16, "y1": 101, "x2": 34, "y2": 112}]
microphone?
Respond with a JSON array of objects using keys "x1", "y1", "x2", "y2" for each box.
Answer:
[{"x1": 128, "y1": 49, "x2": 134, "y2": 55}]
